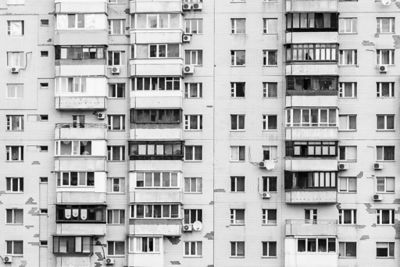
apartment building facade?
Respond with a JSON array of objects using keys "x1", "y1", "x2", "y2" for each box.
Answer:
[{"x1": 0, "y1": 0, "x2": 399, "y2": 267}]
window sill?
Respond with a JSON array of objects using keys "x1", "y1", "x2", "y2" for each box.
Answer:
[
  {"x1": 262, "y1": 129, "x2": 278, "y2": 132},
  {"x1": 231, "y1": 65, "x2": 246, "y2": 68},
  {"x1": 263, "y1": 65, "x2": 278, "y2": 67},
  {"x1": 338, "y1": 129, "x2": 357, "y2": 132},
  {"x1": 230, "y1": 224, "x2": 245, "y2": 226},
  {"x1": 230, "y1": 256, "x2": 245, "y2": 258},
  {"x1": 261, "y1": 256, "x2": 277, "y2": 258},
  {"x1": 375, "y1": 160, "x2": 395, "y2": 162},
  {"x1": 4, "y1": 192, "x2": 24, "y2": 194},
  {"x1": 184, "y1": 192, "x2": 203, "y2": 194},
  {"x1": 184, "y1": 160, "x2": 203, "y2": 163},
  {"x1": 229, "y1": 161, "x2": 246, "y2": 163},
  {"x1": 183, "y1": 256, "x2": 202, "y2": 258},
  {"x1": 107, "y1": 255, "x2": 125, "y2": 258},
  {"x1": 376, "y1": 257, "x2": 394, "y2": 259},
  {"x1": 339, "y1": 256, "x2": 356, "y2": 259},
  {"x1": 338, "y1": 191, "x2": 357, "y2": 194},
  {"x1": 338, "y1": 65, "x2": 358, "y2": 67},
  {"x1": 184, "y1": 130, "x2": 203, "y2": 132},
  {"x1": 338, "y1": 33, "x2": 358, "y2": 35},
  {"x1": 376, "y1": 130, "x2": 395, "y2": 132},
  {"x1": 230, "y1": 130, "x2": 246, "y2": 132},
  {"x1": 338, "y1": 160, "x2": 357, "y2": 163},
  {"x1": 376, "y1": 192, "x2": 395, "y2": 194},
  {"x1": 262, "y1": 223, "x2": 277, "y2": 226},
  {"x1": 106, "y1": 192, "x2": 125, "y2": 195}
]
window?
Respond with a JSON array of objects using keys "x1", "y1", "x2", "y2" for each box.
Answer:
[
  {"x1": 262, "y1": 209, "x2": 277, "y2": 225},
  {"x1": 184, "y1": 177, "x2": 202, "y2": 193},
  {"x1": 262, "y1": 241, "x2": 277, "y2": 257},
  {"x1": 131, "y1": 109, "x2": 181, "y2": 124},
  {"x1": 377, "y1": 82, "x2": 395, "y2": 97},
  {"x1": 6, "y1": 146, "x2": 23, "y2": 161},
  {"x1": 339, "y1": 146, "x2": 357, "y2": 162},
  {"x1": 107, "y1": 241, "x2": 125, "y2": 256},
  {"x1": 305, "y1": 209, "x2": 318, "y2": 224},
  {"x1": 40, "y1": 82, "x2": 49, "y2": 89},
  {"x1": 6, "y1": 241, "x2": 23, "y2": 255},
  {"x1": 230, "y1": 50, "x2": 245, "y2": 66},
  {"x1": 107, "y1": 115, "x2": 125, "y2": 131},
  {"x1": 377, "y1": 49, "x2": 395, "y2": 65},
  {"x1": 136, "y1": 172, "x2": 178, "y2": 188},
  {"x1": 376, "y1": 177, "x2": 395, "y2": 193},
  {"x1": 339, "y1": 242, "x2": 357, "y2": 258},
  {"x1": 185, "y1": 83, "x2": 202, "y2": 98},
  {"x1": 108, "y1": 51, "x2": 124, "y2": 66},
  {"x1": 55, "y1": 140, "x2": 92, "y2": 156},
  {"x1": 40, "y1": 177, "x2": 48, "y2": 183},
  {"x1": 230, "y1": 241, "x2": 245, "y2": 257},
  {"x1": 144, "y1": 44, "x2": 179, "y2": 58},
  {"x1": 133, "y1": 77, "x2": 180, "y2": 91},
  {"x1": 230, "y1": 176, "x2": 245, "y2": 192},
  {"x1": 297, "y1": 238, "x2": 336, "y2": 253},
  {"x1": 339, "y1": 177, "x2": 357, "y2": 193},
  {"x1": 263, "y1": 146, "x2": 277, "y2": 160},
  {"x1": 40, "y1": 51, "x2": 49, "y2": 57},
  {"x1": 262, "y1": 176, "x2": 277, "y2": 192},
  {"x1": 376, "y1": 146, "x2": 395, "y2": 161},
  {"x1": 39, "y1": 115, "x2": 48, "y2": 121},
  {"x1": 231, "y1": 18, "x2": 246, "y2": 34},
  {"x1": 134, "y1": 14, "x2": 179, "y2": 29},
  {"x1": 377, "y1": 18, "x2": 395, "y2": 34},
  {"x1": 376, "y1": 209, "x2": 395, "y2": 225},
  {"x1": 230, "y1": 146, "x2": 245, "y2": 161},
  {"x1": 231, "y1": 82, "x2": 245, "y2": 97},
  {"x1": 40, "y1": 19, "x2": 49, "y2": 26},
  {"x1": 56, "y1": 46, "x2": 105, "y2": 60},
  {"x1": 231, "y1": 115, "x2": 245, "y2": 131},
  {"x1": 339, "y1": 50, "x2": 357, "y2": 65},
  {"x1": 185, "y1": 50, "x2": 203, "y2": 65},
  {"x1": 130, "y1": 204, "x2": 179, "y2": 219},
  {"x1": 185, "y1": 19, "x2": 203, "y2": 34},
  {"x1": 263, "y1": 82, "x2": 277, "y2": 98},
  {"x1": 377, "y1": 115, "x2": 394, "y2": 130},
  {"x1": 263, "y1": 18, "x2": 277, "y2": 34},
  {"x1": 56, "y1": 172, "x2": 95, "y2": 187},
  {"x1": 53, "y1": 236, "x2": 92, "y2": 254},
  {"x1": 263, "y1": 50, "x2": 277, "y2": 66},
  {"x1": 6, "y1": 115, "x2": 24, "y2": 131},
  {"x1": 7, "y1": 21, "x2": 24, "y2": 36},
  {"x1": 107, "y1": 209, "x2": 125, "y2": 224},
  {"x1": 6, "y1": 209, "x2": 23, "y2": 224},
  {"x1": 131, "y1": 237, "x2": 160, "y2": 253},
  {"x1": 376, "y1": 242, "x2": 394, "y2": 258},
  {"x1": 6, "y1": 84, "x2": 23, "y2": 99},
  {"x1": 6, "y1": 177, "x2": 23, "y2": 192},
  {"x1": 286, "y1": 141, "x2": 337, "y2": 157},
  {"x1": 184, "y1": 241, "x2": 202, "y2": 256},
  {"x1": 339, "y1": 18, "x2": 357, "y2": 33},
  {"x1": 339, "y1": 115, "x2": 357, "y2": 130},
  {"x1": 107, "y1": 146, "x2": 125, "y2": 161},
  {"x1": 184, "y1": 209, "x2": 202, "y2": 224},
  {"x1": 230, "y1": 209, "x2": 245, "y2": 225},
  {"x1": 107, "y1": 177, "x2": 125, "y2": 193},
  {"x1": 339, "y1": 82, "x2": 357, "y2": 98},
  {"x1": 184, "y1": 115, "x2": 203, "y2": 130},
  {"x1": 262, "y1": 115, "x2": 277, "y2": 130},
  {"x1": 338, "y1": 209, "x2": 357, "y2": 225},
  {"x1": 129, "y1": 142, "x2": 183, "y2": 160},
  {"x1": 286, "y1": 13, "x2": 338, "y2": 31},
  {"x1": 7, "y1": 52, "x2": 24, "y2": 67},
  {"x1": 109, "y1": 19, "x2": 125, "y2": 35},
  {"x1": 286, "y1": 43, "x2": 338, "y2": 62},
  {"x1": 185, "y1": 145, "x2": 202, "y2": 161},
  {"x1": 55, "y1": 77, "x2": 87, "y2": 93},
  {"x1": 285, "y1": 172, "x2": 337, "y2": 189},
  {"x1": 287, "y1": 76, "x2": 338, "y2": 92},
  {"x1": 40, "y1": 240, "x2": 48, "y2": 246},
  {"x1": 108, "y1": 83, "x2": 125, "y2": 98},
  {"x1": 65, "y1": 14, "x2": 85, "y2": 29}
]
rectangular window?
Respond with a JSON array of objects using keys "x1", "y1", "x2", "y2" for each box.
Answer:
[
  {"x1": 6, "y1": 115, "x2": 24, "y2": 131},
  {"x1": 184, "y1": 115, "x2": 203, "y2": 130},
  {"x1": 56, "y1": 205, "x2": 106, "y2": 223},
  {"x1": 339, "y1": 115, "x2": 357, "y2": 131},
  {"x1": 263, "y1": 146, "x2": 277, "y2": 160},
  {"x1": 377, "y1": 114, "x2": 394, "y2": 130},
  {"x1": 339, "y1": 177, "x2": 357, "y2": 193},
  {"x1": 6, "y1": 241, "x2": 23, "y2": 255},
  {"x1": 377, "y1": 17, "x2": 395, "y2": 34},
  {"x1": 339, "y1": 50, "x2": 357, "y2": 65},
  {"x1": 53, "y1": 236, "x2": 92, "y2": 254},
  {"x1": 56, "y1": 172, "x2": 95, "y2": 187},
  {"x1": 56, "y1": 77, "x2": 87, "y2": 93},
  {"x1": 108, "y1": 83, "x2": 125, "y2": 98},
  {"x1": 376, "y1": 146, "x2": 395, "y2": 161},
  {"x1": 263, "y1": 50, "x2": 278, "y2": 66},
  {"x1": 230, "y1": 176, "x2": 245, "y2": 192},
  {"x1": 6, "y1": 177, "x2": 24, "y2": 192},
  {"x1": 230, "y1": 209, "x2": 245, "y2": 225},
  {"x1": 231, "y1": 115, "x2": 245, "y2": 130},
  {"x1": 339, "y1": 242, "x2": 357, "y2": 258},
  {"x1": 136, "y1": 171, "x2": 178, "y2": 188},
  {"x1": 6, "y1": 84, "x2": 24, "y2": 99},
  {"x1": 339, "y1": 146, "x2": 357, "y2": 162},
  {"x1": 184, "y1": 177, "x2": 202, "y2": 193},
  {"x1": 185, "y1": 19, "x2": 203, "y2": 34},
  {"x1": 286, "y1": 43, "x2": 338, "y2": 62},
  {"x1": 286, "y1": 108, "x2": 338, "y2": 127},
  {"x1": 297, "y1": 238, "x2": 336, "y2": 253},
  {"x1": 108, "y1": 51, "x2": 124, "y2": 66},
  {"x1": 107, "y1": 209, "x2": 125, "y2": 224},
  {"x1": 131, "y1": 109, "x2": 181, "y2": 124},
  {"x1": 107, "y1": 146, "x2": 125, "y2": 161},
  {"x1": 129, "y1": 142, "x2": 183, "y2": 159},
  {"x1": 231, "y1": 18, "x2": 246, "y2": 34},
  {"x1": 231, "y1": 82, "x2": 245, "y2": 97},
  {"x1": 131, "y1": 237, "x2": 160, "y2": 253},
  {"x1": 107, "y1": 115, "x2": 125, "y2": 131},
  {"x1": 107, "y1": 177, "x2": 125, "y2": 193},
  {"x1": 185, "y1": 83, "x2": 202, "y2": 98},
  {"x1": 263, "y1": 82, "x2": 277, "y2": 98},
  {"x1": 377, "y1": 49, "x2": 395, "y2": 65},
  {"x1": 376, "y1": 209, "x2": 395, "y2": 225},
  {"x1": 108, "y1": 19, "x2": 125, "y2": 35},
  {"x1": 184, "y1": 241, "x2": 202, "y2": 256},
  {"x1": 65, "y1": 14, "x2": 85, "y2": 29},
  {"x1": 339, "y1": 82, "x2": 357, "y2": 98},
  {"x1": 262, "y1": 115, "x2": 277, "y2": 130},
  {"x1": 184, "y1": 145, "x2": 202, "y2": 161},
  {"x1": 230, "y1": 146, "x2": 245, "y2": 161},
  {"x1": 287, "y1": 141, "x2": 337, "y2": 157},
  {"x1": 184, "y1": 209, "x2": 202, "y2": 224},
  {"x1": 40, "y1": 19, "x2": 49, "y2": 26},
  {"x1": 6, "y1": 209, "x2": 23, "y2": 224},
  {"x1": 338, "y1": 209, "x2": 357, "y2": 224},
  {"x1": 7, "y1": 52, "x2": 24, "y2": 67},
  {"x1": 133, "y1": 77, "x2": 180, "y2": 91},
  {"x1": 130, "y1": 204, "x2": 179, "y2": 219},
  {"x1": 134, "y1": 13, "x2": 179, "y2": 29},
  {"x1": 146, "y1": 44, "x2": 179, "y2": 58},
  {"x1": 339, "y1": 18, "x2": 357, "y2": 33},
  {"x1": 7, "y1": 20, "x2": 24, "y2": 36},
  {"x1": 377, "y1": 82, "x2": 395, "y2": 97},
  {"x1": 107, "y1": 241, "x2": 125, "y2": 256},
  {"x1": 185, "y1": 50, "x2": 203, "y2": 65},
  {"x1": 230, "y1": 241, "x2": 245, "y2": 257},
  {"x1": 56, "y1": 46, "x2": 105, "y2": 60},
  {"x1": 262, "y1": 209, "x2": 277, "y2": 225},
  {"x1": 376, "y1": 177, "x2": 395, "y2": 193},
  {"x1": 6, "y1": 146, "x2": 23, "y2": 161},
  {"x1": 262, "y1": 241, "x2": 277, "y2": 257},
  {"x1": 263, "y1": 18, "x2": 278, "y2": 34},
  {"x1": 262, "y1": 176, "x2": 277, "y2": 192},
  {"x1": 231, "y1": 50, "x2": 246, "y2": 66},
  {"x1": 376, "y1": 242, "x2": 394, "y2": 258}
]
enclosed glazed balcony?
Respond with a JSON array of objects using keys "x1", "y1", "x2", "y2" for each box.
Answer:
[
  {"x1": 285, "y1": 43, "x2": 338, "y2": 64},
  {"x1": 130, "y1": 0, "x2": 183, "y2": 13},
  {"x1": 286, "y1": 64, "x2": 338, "y2": 76},
  {"x1": 55, "y1": 158, "x2": 107, "y2": 172},
  {"x1": 128, "y1": 236, "x2": 164, "y2": 267},
  {"x1": 55, "y1": 123, "x2": 107, "y2": 140},
  {"x1": 285, "y1": 159, "x2": 338, "y2": 171},
  {"x1": 286, "y1": 76, "x2": 338, "y2": 96},
  {"x1": 128, "y1": 141, "x2": 184, "y2": 160},
  {"x1": 55, "y1": 0, "x2": 107, "y2": 13},
  {"x1": 129, "y1": 159, "x2": 183, "y2": 172},
  {"x1": 286, "y1": 13, "x2": 338, "y2": 33},
  {"x1": 53, "y1": 236, "x2": 94, "y2": 256},
  {"x1": 286, "y1": 0, "x2": 338, "y2": 12},
  {"x1": 286, "y1": 128, "x2": 338, "y2": 140},
  {"x1": 286, "y1": 219, "x2": 337, "y2": 236}
]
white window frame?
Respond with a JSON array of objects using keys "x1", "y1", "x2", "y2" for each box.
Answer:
[
  {"x1": 339, "y1": 177, "x2": 357, "y2": 193},
  {"x1": 262, "y1": 114, "x2": 278, "y2": 130},
  {"x1": 6, "y1": 146, "x2": 23, "y2": 161},
  {"x1": 108, "y1": 19, "x2": 125, "y2": 35},
  {"x1": 6, "y1": 84, "x2": 23, "y2": 99},
  {"x1": 7, "y1": 51, "x2": 24, "y2": 67},
  {"x1": 108, "y1": 51, "x2": 124, "y2": 66},
  {"x1": 377, "y1": 17, "x2": 395, "y2": 34},
  {"x1": 107, "y1": 241, "x2": 125, "y2": 256},
  {"x1": 377, "y1": 114, "x2": 394, "y2": 130},
  {"x1": 135, "y1": 171, "x2": 179, "y2": 189},
  {"x1": 6, "y1": 240, "x2": 23, "y2": 255},
  {"x1": 286, "y1": 108, "x2": 338, "y2": 127},
  {"x1": 107, "y1": 146, "x2": 125, "y2": 161},
  {"x1": 183, "y1": 209, "x2": 202, "y2": 224},
  {"x1": 6, "y1": 115, "x2": 24, "y2": 131},
  {"x1": 230, "y1": 209, "x2": 245, "y2": 225},
  {"x1": 231, "y1": 18, "x2": 246, "y2": 34},
  {"x1": 184, "y1": 18, "x2": 203, "y2": 34},
  {"x1": 184, "y1": 145, "x2": 202, "y2": 161},
  {"x1": 108, "y1": 83, "x2": 125, "y2": 98},
  {"x1": 339, "y1": 82, "x2": 357, "y2": 98},
  {"x1": 134, "y1": 77, "x2": 180, "y2": 91},
  {"x1": 262, "y1": 241, "x2": 277, "y2": 257},
  {"x1": 107, "y1": 177, "x2": 125, "y2": 193},
  {"x1": 107, "y1": 115, "x2": 125, "y2": 131},
  {"x1": 263, "y1": 18, "x2": 278, "y2": 34},
  {"x1": 377, "y1": 49, "x2": 395, "y2": 65},
  {"x1": 230, "y1": 176, "x2": 245, "y2": 192},
  {"x1": 230, "y1": 241, "x2": 245, "y2": 257},
  {"x1": 262, "y1": 209, "x2": 277, "y2": 225},
  {"x1": 107, "y1": 209, "x2": 125, "y2": 224},
  {"x1": 230, "y1": 114, "x2": 245, "y2": 131},
  {"x1": 339, "y1": 49, "x2": 357, "y2": 65},
  {"x1": 184, "y1": 115, "x2": 203, "y2": 130},
  {"x1": 376, "y1": 209, "x2": 395, "y2": 225},
  {"x1": 231, "y1": 50, "x2": 246, "y2": 66},
  {"x1": 262, "y1": 176, "x2": 277, "y2": 192},
  {"x1": 339, "y1": 242, "x2": 357, "y2": 258},
  {"x1": 184, "y1": 241, "x2": 202, "y2": 257},
  {"x1": 230, "y1": 82, "x2": 245, "y2": 98},
  {"x1": 6, "y1": 177, "x2": 24, "y2": 192},
  {"x1": 376, "y1": 177, "x2": 395, "y2": 193},
  {"x1": 185, "y1": 50, "x2": 203, "y2": 66},
  {"x1": 184, "y1": 177, "x2": 202, "y2": 193},
  {"x1": 339, "y1": 18, "x2": 357, "y2": 33},
  {"x1": 230, "y1": 146, "x2": 245, "y2": 161},
  {"x1": 263, "y1": 50, "x2": 278, "y2": 66},
  {"x1": 6, "y1": 209, "x2": 23, "y2": 224},
  {"x1": 376, "y1": 242, "x2": 394, "y2": 258},
  {"x1": 56, "y1": 172, "x2": 95, "y2": 187},
  {"x1": 263, "y1": 82, "x2": 277, "y2": 98},
  {"x1": 339, "y1": 146, "x2": 357, "y2": 162},
  {"x1": 339, "y1": 114, "x2": 357, "y2": 131},
  {"x1": 376, "y1": 82, "x2": 395, "y2": 97},
  {"x1": 184, "y1": 83, "x2": 202, "y2": 98},
  {"x1": 55, "y1": 77, "x2": 86, "y2": 93},
  {"x1": 376, "y1": 146, "x2": 395, "y2": 161},
  {"x1": 130, "y1": 204, "x2": 180, "y2": 219},
  {"x1": 130, "y1": 237, "x2": 160, "y2": 253},
  {"x1": 7, "y1": 20, "x2": 24, "y2": 36},
  {"x1": 338, "y1": 209, "x2": 357, "y2": 225}
]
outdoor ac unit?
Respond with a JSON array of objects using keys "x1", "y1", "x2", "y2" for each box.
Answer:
[
  {"x1": 378, "y1": 65, "x2": 388, "y2": 73},
  {"x1": 261, "y1": 192, "x2": 271, "y2": 199},
  {"x1": 374, "y1": 162, "x2": 383, "y2": 170},
  {"x1": 182, "y1": 224, "x2": 193, "y2": 232},
  {"x1": 381, "y1": 0, "x2": 391, "y2": 5},
  {"x1": 11, "y1": 67, "x2": 20, "y2": 74},
  {"x1": 182, "y1": 34, "x2": 192, "y2": 43},
  {"x1": 104, "y1": 258, "x2": 115, "y2": 265},
  {"x1": 258, "y1": 161, "x2": 266, "y2": 169},
  {"x1": 97, "y1": 112, "x2": 106, "y2": 120},
  {"x1": 373, "y1": 194, "x2": 383, "y2": 201},
  {"x1": 183, "y1": 65, "x2": 195, "y2": 74},
  {"x1": 111, "y1": 67, "x2": 120, "y2": 75},
  {"x1": 3, "y1": 256, "x2": 12, "y2": 264},
  {"x1": 192, "y1": 2, "x2": 203, "y2": 10},
  {"x1": 338, "y1": 163, "x2": 349, "y2": 171},
  {"x1": 182, "y1": 3, "x2": 192, "y2": 10}
]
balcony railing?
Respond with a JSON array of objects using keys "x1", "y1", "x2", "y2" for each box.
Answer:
[
  {"x1": 286, "y1": 0, "x2": 338, "y2": 12},
  {"x1": 286, "y1": 219, "x2": 337, "y2": 236}
]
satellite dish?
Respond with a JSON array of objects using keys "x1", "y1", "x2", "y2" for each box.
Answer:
[
  {"x1": 193, "y1": 221, "x2": 203, "y2": 231},
  {"x1": 381, "y1": 0, "x2": 391, "y2": 5}
]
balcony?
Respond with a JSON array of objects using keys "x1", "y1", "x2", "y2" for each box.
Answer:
[
  {"x1": 286, "y1": 75, "x2": 338, "y2": 96},
  {"x1": 130, "y1": 0, "x2": 183, "y2": 13},
  {"x1": 129, "y1": 220, "x2": 181, "y2": 236},
  {"x1": 285, "y1": 159, "x2": 338, "y2": 171},
  {"x1": 130, "y1": 58, "x2": 183, "y2": 76},
  {"x1": 129, "y1": 160, "x2": 183, "y2": 171},
  {"x1": 286, "y1": 128, "x2": 338, "y2": 140},
  {"x1": 55, "y1": 62, "x2": 107, "y2": 76},
  {"x1": 286, "y1": 189, "x2": 337, "y2": 204},
  {"x1": 286, "y1": 95, "x2": 337, "y2": 107},
  {"x1": 128, "y1": 141, "x2": 184, "y2": 160},
  {"x1": 130, "y1": 190, "x2": 182, "y2": 203},
  {"x1": 285, "y1": 219, "x2": 337, "y2": 236},
  {"x1": 55, "y1": 96, "x2": 107, "y2": 110},
  {"x1": 286, "y1": 64, "x2": 338, "y2": 76},
  {"x1": 55, "y1": 123, "x2": 107, "y2": 140},
  {"x1": 130, "y1": 126, "x2": 182, "y2": 141},
  {"x1": 286, "y1": 0, "x2": 338, "y2": 12},
  {"x1": 131, "y1": 29, "x2": 183, "y2": 44},
  {"x1": 286, "y1": 32, "x2": 338, "y2": 44},
  {"x1": 56, "y1": 223, "x2": 106, "y2": 236},
  {"x1": 286, "y1": 13, "x2": 338, "y2": 33},
  {"x1": 55, "y1": 158, "x2": 107, "y2": 172},
  {"x1": 128, "y1": 253, "x2": 163, "y2": 267},
  {"x1": 55, "y1": 0, "x2": 107, "y2": 13},
  {"x1": 130, "y1": 91, "x2": 183, "y2": 109},
  {"x1": 55, "y1": 30, "x2": 108, "y2": 46}
]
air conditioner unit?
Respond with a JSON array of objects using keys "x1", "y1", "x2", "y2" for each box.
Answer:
[
  {"x1": 182, "y1": 34, "x2": 192, "y2": 43},
  {"x1": 261, "y1": 192, "x2": 271, "y2": 199},
  {"x1": 192, "y1": 221, "x2": 203, "y2": 232},
  {"x1": 373, "y1": 194, "x2": 383, "y2": 201},
  {"x1": 183, "y1": 64, "x2": 195, "y2": 74},
  {"x1": 258, "y1": 161, "x2": 266, "y2": 169},
  {"x1": 3, "y1": 256, "x2": 12, "y2": 264},
  {"x1": 182, "y1": 224, "x2": 193, "y2": 232},
  {"x1": 104, "y1": 258, "x2": 115, "y2": 265},
  {"x1": 381, "y1": 0, "x2": 391, "y2": 5},
  {"x1": 192, "y1": 2, "x2": 203, "y2": 10},
  {"x1": 378, "y1": 65, "x2": 388, "y2": 73},
  {"x1": 97, "y1": 112, "x2": 106, "y2": 120},
  {"x1": 182, "y1": 3, "x2": 192, "y2": 10},
  {"x1": 11, "y1": 67, "x2": 20, "y2": 74},
  {"x1": 338, "y1": 163, "x2": 349, "y2": 171},
  {"x1": 111, "y1": 67, "x2": 120, "y2": 75},
  {"x1": 374, "y1": 162, "x2": 383, "y2": 170}
]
